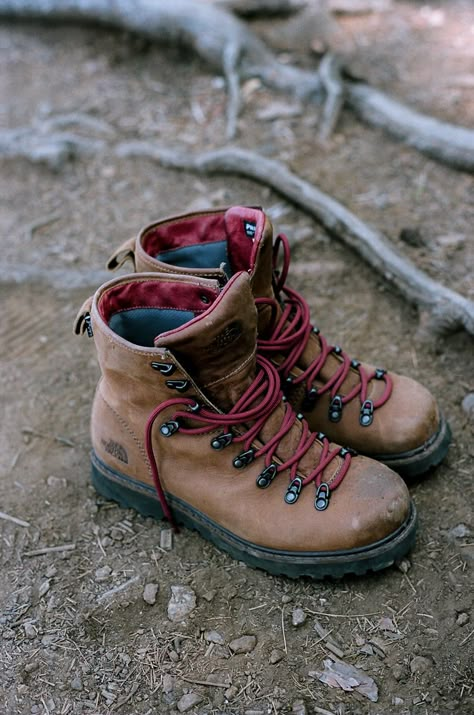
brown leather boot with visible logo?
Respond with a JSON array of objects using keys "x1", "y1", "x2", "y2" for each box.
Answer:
[
  {"x1": 107, "y1": 207, "x2": 451, "y2": 479},
  {"x1": 75, "y1": 271, "x2": 416, "y2": 578}
]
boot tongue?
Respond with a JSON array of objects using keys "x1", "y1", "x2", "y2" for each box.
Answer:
[
  {"x1": 224, "y1": 206, "x2": 276, "y2": 334},
  {"x1": 154, "y1": 272, "x2": 257, "y2": 412}
]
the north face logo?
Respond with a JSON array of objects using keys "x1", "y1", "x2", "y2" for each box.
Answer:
[
  {"x1": 102, "y1": 439, "x2": 128, "y2": 464},
  {"x1": 206, "y1": 321, "x2": 242, "y2": 352},
  {"x1": 243, "y1": 220, "x2": 257, "y2": 238}
]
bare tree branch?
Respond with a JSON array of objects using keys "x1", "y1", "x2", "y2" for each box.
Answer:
[{"x1": 115, "y1": 142, "x2": 474, "y2": 337}]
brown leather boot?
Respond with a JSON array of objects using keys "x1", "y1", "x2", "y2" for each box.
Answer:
[
  {"x1": 75, "y1": 270, "x2": 416, "y2": 578},
  {"x1": 107, "y1": 207, "x2": 451, "y2": 478}
]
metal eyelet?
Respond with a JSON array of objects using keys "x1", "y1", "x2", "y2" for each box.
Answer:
[
  {"x1": 284, "y1": 477, "x2": 303, "y2": 504},
  {"x1": 339, "y1": 446, "x2": 357, "y2": 458},
  {"x1": 302, "y1": 387, "x2": 318, "y2": 411},
  {"x1": 360, "y1": 399, "x2": 374, "y2": 427},
  {"x1": 375, "y1": 368, "x2": 386, "y2": 379},
  {"x1": 329, "y1": 395, "x2": 343, "y2": 423},
  {"x1": 233, "y1": 448, "x2": 255, "y2": 469},
  {"x1": 316, "y1": 431, "x2": 326, "y2": 442},
  {"x1": 332, "y1": 345, "x2": 342, "y2": 355},
  {"x1": 315, "y1": 483, "x2": 330, "y2": 511},
  {"x1": 200, "y1": 294, "x2": 211, "y2": 304},
  {"x1": 165, "y1": 379, "x2": 190, "y2": 393},
  {"x1": 188, "y1": 401, "x2": 200, "y2": 413},
  {"x1": 151, "y1": 362, "x2": 176, "y2": 375},
  {"x1": 312, "y1": 326, "x2": 320, "y2": 335},
  {"x1": 210, "y1": 432, "x2": 233, "y2": 450},
  {"x1": 256, "y1": 463, "x2": 278, "y2": 489},
  {"x1": 350, "y1": 359, "x2": 360, "y2": 369},
  {"x1": 160, "y1": 420, "x2": 179, "y2": 437}
]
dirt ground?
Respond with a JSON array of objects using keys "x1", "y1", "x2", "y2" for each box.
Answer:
[{"x1": 1, "y1": 1, "x2": 473, "y2": 714}]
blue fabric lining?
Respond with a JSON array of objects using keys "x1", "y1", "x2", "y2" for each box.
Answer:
[
  {"x1": 109, "y1": 307, "x2": 194, "y2": 346},
  {"x1": 156, "y1": 240, "x2": 232, "y2": 277}
]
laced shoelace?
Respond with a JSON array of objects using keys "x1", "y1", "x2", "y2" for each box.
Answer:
[
  {"x1": 145, "y1": 355, "x2": 353, "y2": 531},
  {"x1": 256, "y1": 233, "x2": 393, "y2": 426}
]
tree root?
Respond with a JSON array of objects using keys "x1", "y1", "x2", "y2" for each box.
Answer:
[
  {"x1": 346, "y1": 82, "x2": 474, "y2": 174},
  {"x1": 318, "y1": 53, "x2": 344, "y2": 141},
  {"x1": 115, "y1": 142, "x2": 474, "y2": 338},
  {"x1": 0, "y1": 126, "x2": 105, "y2": 170},
  {"x1": 2, "y1": 0, "x2": 474, "y2": 169}
]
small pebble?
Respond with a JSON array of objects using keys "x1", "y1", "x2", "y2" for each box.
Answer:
[
  {"x1": 204, "y1": 629, "x2": 225, "y2": 645},
  {"x1": 70, "y1": 675, "x2": 83, "y2": 691},
  {"x1": 168, "y1": 649, "x2": 179, "y2": 663},
  {"x1": 142, "y1": 583, "x2": 158, "y2": 605},
  {"x1": 281, "y1": 594, "x2": 292, "y2": 604},
  {"x1": 177, "y1": 692, "x2": 203, "y2": 712},
  {"x1": 461, "y1": 392, "x2": 474, "y2": 419},
  {"x1": 292, "y1": 608, "x2": 307, "y2": 627},
  {"x1": 45, "y1": 564, "x2": 57, "y2": 579},
  {"x1": 392, "y1": 696, "x2": 404, "y2": 705},
  {"x1": 38, "y1": 580, "x2": 50, "y2": 598},
  {"x1": 162, "y1": 674, "x2": 174, "y2": 694},
  {"x1": 160, "y1": 528, "x2": 173, "y2": 551},
  {"x1": 95, "y1": 565, "x2": 112, "y2": 582},
  {"x1": 23, "y1": 622, "x2": 37, "y2": 640},
  {"x1": 225, "y1": 685, "x2": 238, "y2": 700},
  {"x1": 449, "y1": 524, "x2": 471, "y2": 539},
  {"x1": 269, "y1": 649, "x2": 284, "y2": 664},
  {"x1": 167, "y1": 585, "x2": 196, "y2": 622},
  {"x1": 17, "y1": 684, "x2": 28, "y2": 696},
  {"x1": 392, "y1": 664, "x2": 405, "y2": 681},
  {"x1": 24, "y1": 662, "x2": 39, "y2": 674},
  {"x1": 292, "y1": 699, "x2": 307, "y2": 715},
  {"x1": 229, "y1": 635, "x2": 257, "y2": 654},
  {"x1": 410, "y1": 655, "x2": 433, "y2": 675},
  {"x1": 397, "y1": 558, "x2": 411, "y2": 574},
  {"x1": 46, "y1": 475, "x2": 67, "y2": 488},
  {"x1": 456, "y1": 612, "x2": 469, "y2": 627}
]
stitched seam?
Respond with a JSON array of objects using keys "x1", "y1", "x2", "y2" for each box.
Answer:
[
  {"x1": 203, "y1": 349, "x2": 256, "y2": 389},
  {"x1": 98, "y1": 391, "x2": 152, "y2": 476},
  {"x1": 110, "y1": 306, "x2": 207, "y2": 315}
]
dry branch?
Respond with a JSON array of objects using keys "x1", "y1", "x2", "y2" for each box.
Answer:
[
  {"x1": 2, "y1": 0, "x2": 474, "y2": 167},
  {"x1": 116, "y1": 142, "x2": 474, "y2": 337}
]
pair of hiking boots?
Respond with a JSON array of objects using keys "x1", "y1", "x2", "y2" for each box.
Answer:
[{"x1": 75, "y1": 206, "x2": 451, "y2": 579}]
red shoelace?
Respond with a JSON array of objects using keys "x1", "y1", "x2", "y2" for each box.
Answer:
[
  {"x1": 256, "y1": 234, "x2": 393, "y2": 426},
  {"x1": 145, "y1": 355, "x2": 353, "y2": 531}
]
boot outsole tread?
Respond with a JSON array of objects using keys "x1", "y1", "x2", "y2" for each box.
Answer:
[{"x1": 91, "y1": 451, "x2": 417, "y2": 580}]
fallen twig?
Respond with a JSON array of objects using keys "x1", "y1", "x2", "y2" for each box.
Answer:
[
  {"x1": 22, "y1": 427, "x2": 76, "y2": 447},
  {"x1": 25, "y1": 213, "x2": 62, "y2": 240},
  {"x1": 97, "y1": 575, "x2": 140, "y2": 603},
  {"x1": 0, "y1": 510, "x2": 30, "y2": 527},
  {"x1": 182, "y1": 676, "x2": 230, "y2": 688},
  {"x1": 23, "y1": 544, "x2": 76, "y2": 557},
  {"x1": 116, "y1": 144, "x2": 474, "y2": 338}
]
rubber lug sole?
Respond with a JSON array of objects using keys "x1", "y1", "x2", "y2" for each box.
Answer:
[
  {"x1": 91, "y1": 451, "x2": 417, "y2": 580},
  {"x1": 372, "y1": 415, "x2": 451, "y2": 479}
]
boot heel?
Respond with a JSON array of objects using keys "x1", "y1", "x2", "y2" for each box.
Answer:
[{"x1": 91, "y1": 451, "x2": 165, "y2": 521}]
